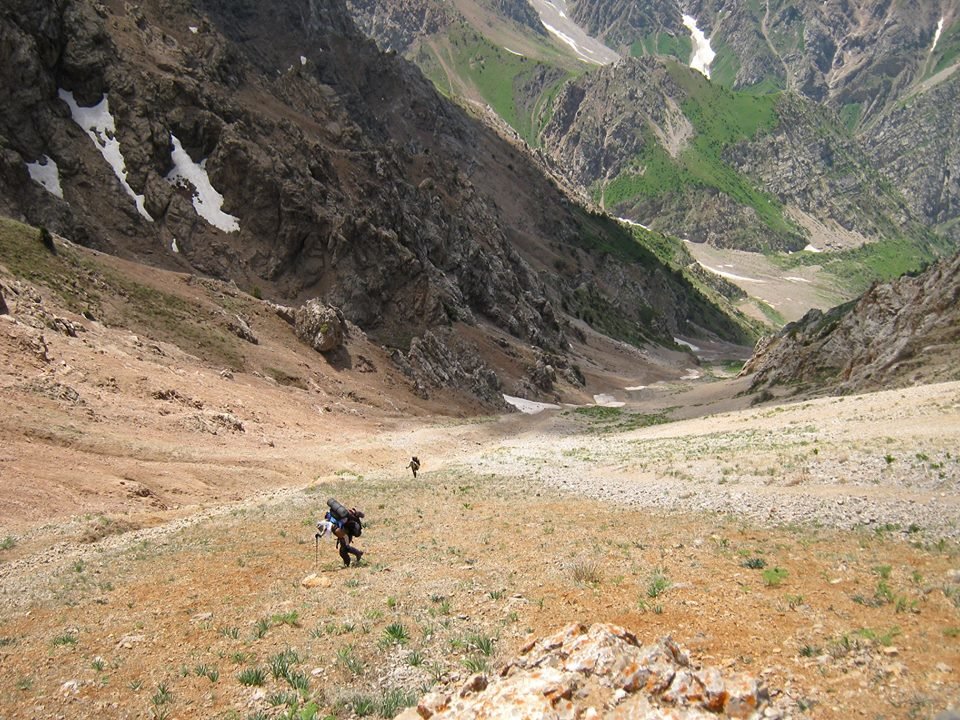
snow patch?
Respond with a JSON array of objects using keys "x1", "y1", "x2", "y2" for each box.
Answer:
[
  {"x1": 300, "y1": 55, "x2": 307, "y2": 66},
  {"x1": 804, "y1": 244, "x2": 822, "y2": 253},
  {"x1": 171, "y1": 238, "x2": 179, "y2": 254},
  {"x1": 26, "y1": 155, "x2": 63, "y2": 198},
  {"x1": 503, "y1": 47, "x2": 525, "y2": 57},
  {"x1": 593, "y1": 393, "x2": 625, "y2": 407},
  {"x1": 681, "y1": 368, "x2": 702, "y2": 380},
  {"x1": 503, "y1": 395, "x2": 561, "y2": 414},
  {"x1": 165, "y1": 134, "x2": 240, "y2": 233},
  {"x1": 624, "y1": 385, "x2": 647, "y2": 392},
  {"x1": 674, "y1": 338, "x2": 701, "y2": 352},
  {"x1": 682, "y1": 15, "x2": 716, "y2": 79},
  {"x1": 59, "y1": 89, "x2": 153, "y2": 221},
  {"x1": 700, "y1": 264, "x2": 767, "y2": 283},
  {"x1": 617, "y1": 216, "x2": 651, "y2": 230},
  {"x1": 541, "y1": 22, "x2": 606, "y2": 64},
  {"x1": 785, "y1": 276, "x2": 811, "y2": 283},
  {"x1": 188, "y1": 25, "x2": 198, "y2": 34},
  {"x1": 931, "y1": 17, "x2": 944, "y2": 53}
]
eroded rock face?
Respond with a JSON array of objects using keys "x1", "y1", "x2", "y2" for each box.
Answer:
[
  {"x1": 397, "y1": 623, "x2": 768, "y2": 720},
  {"x1": 744, "y1": 252, "x2": 960, "y2": 393},
  {"x1": 295, "y1": 300, "x2": 346, "y2": 353}
]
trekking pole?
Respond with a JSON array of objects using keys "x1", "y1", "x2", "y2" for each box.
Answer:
[{"x1": 314, "y1": 534, "x2": 319, "y2": 568}]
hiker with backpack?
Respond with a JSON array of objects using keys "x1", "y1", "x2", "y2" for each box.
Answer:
[
  {"x1": 408, "y1": 456, "x2": 420, "y2": 478},
  {"x1": 317, "y1": 498, "x2": 365, "y2": 567}
]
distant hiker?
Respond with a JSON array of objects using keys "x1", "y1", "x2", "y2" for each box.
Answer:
[
  {"x1": 316, "y1": 497, "x2": 365, "y2": 567},
  {"x1": 408, "y1": 456, "x2": 421, "y2": 478}
]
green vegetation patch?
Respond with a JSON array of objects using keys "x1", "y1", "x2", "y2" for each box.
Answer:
[
  {"x1": 571, "y1": 405, "x2": 673, "y2": 433},
  {"x1": 930, "y1": 19, "x2": 960, "y2": 76},
  {"x1": 420, "y1": 27, "x2": 577, "y2": 145},
  {"x1": 630, "y1": 31, "x2": 692, "y2": 62},
  {"x1": 602, "y1": 64, "x2": 800, "y2": 248}
]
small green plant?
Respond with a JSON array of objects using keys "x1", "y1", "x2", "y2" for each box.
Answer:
[
  {"x1": 285, "y1": 669, "x2": 310, "y2": 695},
  {"x1": 465, "y1": 633, "x2": 495, "y2": 656},
  {"x1": 0, "y1": 535, "x2": 15, "y2": 550},
  {"x1": 271, "y1": 611, "x2": 300, "y2": 628},
  {"x1": 873, "y1": 564, "x2": 892, "y2": 580},
  {"x1": 237, "y1": 667, "x2": 267, "y2": 686},
  {"x1": 647, "y1": 568, "x2": 671, "y2": 598},
  {"x1": 488, "y1": 589, "x2": 505, "y2": 600},
  {"x1": 742, "y1": 557, "x2": 767, "y2": 569},
  {"x1": 463, "y1": 656, "x2": 489, "y2": 673},
  {"x1": 253, "y1": 618, "x2": 270, "y2": 639},
  {"x1": 91, "y1": 656, "x2": 105, "y2": 672},
  {"x1": 884, "y1": 454, "x2": 896, "y2": 465},
  {"x1": 386, "y1": 596, "x2": 397, "y2": 609},
  {"x1": 52, "y1": 631, "x2": 78, "y2": 647},
  {"x1": 129, "y1": 679, "x2": 144, "y2": 691},
  {"x1": 347, "y1": 694, "x2": 376, "y2": 717},
  {"x1": 151, "y1": 683, "x2": 172, "y2": 706},
  {"x1": 379, "y1": 688, "x2": 418, "y2": 717},
  {"x1": 336, "y1": 645, "x2": 364, "y2": 676},
  {"x1": 406, "y1": 650, "x2": 424, "y2": 667},
  {"x1": 16, "y1": 677, "x2": 33, "y2": 691},
  {"x1": 195, "y1": 664, "x2": 219, "y2": 682},
  {"x1": 219, "y1": 626, "x2": 240, "y2": 640},
  {"x1": 799, "y1": 644, "x2": 821, "y2": 657},
  {"x1": 761, "y1": 567, "x2": 789, "y2": 587},
  {"x1": 784, "y1": 594, "x2": 804, "y2": 609},
  {"x1": 382, "y1": 622, "x2": 410, "y2": 645}
]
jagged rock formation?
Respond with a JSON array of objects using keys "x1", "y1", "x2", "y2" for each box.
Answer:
[
  {"x1": 0, "y1": 0, "x2": 755, "y2": 408},
  {"x1": 743, "y1": 252, "x2": 960, "y2": 394},
  {"x1": 396, "y1": 623, "x2": 770, "y2": 719}
]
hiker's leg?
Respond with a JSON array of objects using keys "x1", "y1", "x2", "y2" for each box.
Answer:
[{"x1": 338, "y1": 541, "x2": 351, "y2": 566}]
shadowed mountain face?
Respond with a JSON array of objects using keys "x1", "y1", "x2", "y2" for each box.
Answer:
[{"x1": 0, "y1": 0, "x2": 755, "y2": 408}]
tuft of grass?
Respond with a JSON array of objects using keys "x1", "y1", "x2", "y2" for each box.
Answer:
[
  {"x1": 237, "y1": 667, "x2": 266, "y2": 686},
  {"x1": 742, "y1": 557, "x2": 767, "y2": 569},
  {"x1": 646, "y1": 568, "x2": 671, "y2": 598},
  {"x1": 270, "y1": 611, "x2": 300, "y2": 628},
  {"x1": 0, "y1": 535, "x2": 15, "y2": 551},
  {"x1": 253, "y1": 617, "x2": 270, "y2": 639},
  {"x1": 465, "y1": 633, "x2": 495, "y2": 656},
  {"x1": 406, "y1": 650, "x2": 424, "y2": 667},
  {"x1": 52, "y1": 631, "x2": 78, "y2": 647},
  {"x1": 336, "y1": 645, "x2": 364, "y2": 676},
  {"x1": 382, "y1": 622, "x2": 410, "y2": 646},
  {"x1": 571, "y1": 560, "x2": 603, "y2": 586},
  {"x1": 761, "y1": 567, "x2": 789, "y2": 587},
  {"x1": 219, "y1": 626, "x2": 240, "y2": 640},
  {"x1": 462, "y1": 656, "x2": 489, "y2": 673}
]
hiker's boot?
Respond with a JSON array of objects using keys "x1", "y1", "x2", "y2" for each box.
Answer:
[
  {"x1": 338, "y1": 543, "x2": 351, "y2": 566},
  {"x1": 345, "y1": 545, "x2": 363, "y2": 564}
]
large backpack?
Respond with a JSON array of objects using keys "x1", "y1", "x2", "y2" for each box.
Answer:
[{"x1": 328, "y1": 498, "x2": 363, "y2": 537}]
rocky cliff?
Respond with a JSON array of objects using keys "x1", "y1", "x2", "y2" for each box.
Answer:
[
  {"x1": 743, "y1": 252, "x2": 960, "y2": 394},
  {"x1": 0, "y1": 0, "x2": 754, "y2": 408}
]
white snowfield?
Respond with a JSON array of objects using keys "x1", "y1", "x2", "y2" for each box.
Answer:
[
  {"x1": 26, "y1": 155, "x2": 63, "y2": 198},
  {"x1": 503, "y1": 395, "x2": 562, "y2": 414},
  {"x1": 166, "y1": 135, "x2": 240, "y2": 233},
  {"x1": 58, "y1": 89, "x2": 153, "y2": 221},
  {"x1": 931, "y1": 17, "x2": 944, "y2": 53},
  {"x1": 682, "y1": 14, "x2": 716, "y2": 79},
  {"x1": 528, "y1": 0, "x2": 618, "y2": 65}
]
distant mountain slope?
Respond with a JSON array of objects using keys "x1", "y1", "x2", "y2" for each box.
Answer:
[
  {"x1": 743, "y1": 252, "x2": 960, "y2": 395},
  {"x1": 0, "y1": 0, "x2": 755, "y2": 408}
]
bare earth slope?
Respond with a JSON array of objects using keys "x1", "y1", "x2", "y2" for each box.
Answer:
[{"x1": 1, "y1": 225, "x2": 959, "y2": 718}]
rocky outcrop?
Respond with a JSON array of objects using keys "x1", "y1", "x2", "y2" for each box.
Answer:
[
  {"x1": 743, "y1": 252, "x2": 960, "y2": 393},
  {"x1": 344, "y1": 0, "x2": 453, "y2": 53},
  {"x1": 391, "y1": 328, "x2": 506, "y2": 410},
  {"x1": 396, "y1": 623, "x2": 769, "y2": 719}
]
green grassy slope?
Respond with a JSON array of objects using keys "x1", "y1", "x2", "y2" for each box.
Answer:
[
  {"x1": 413, "y1": 26, "x2": 579, "y2": 146},
  {"x1": 599, "y1": 61, "x2": 801, "y2": 247}
]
